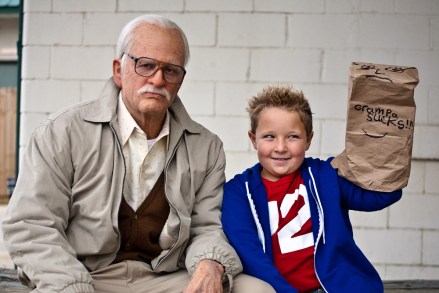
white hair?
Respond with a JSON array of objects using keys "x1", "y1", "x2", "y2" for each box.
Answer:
[{"x1": 116, "y1": 14, "x2": 190, "y2": 67}]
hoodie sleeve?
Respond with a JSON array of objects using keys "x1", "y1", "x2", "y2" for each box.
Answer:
[
  {"x1": 222, "y1": 177, "x2": 298, "y2": 293},
  {"x1": 338, "y1": 176, "x2": 402, "y2": 211}
]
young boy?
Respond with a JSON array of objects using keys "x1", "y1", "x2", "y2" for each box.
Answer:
[{"x1": 222, "y1": 85, "x2": 402, "y2": 293}]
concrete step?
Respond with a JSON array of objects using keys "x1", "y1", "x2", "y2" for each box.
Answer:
[{"x1": 0, "y1": 268, "x2": 438, "y2": 292}]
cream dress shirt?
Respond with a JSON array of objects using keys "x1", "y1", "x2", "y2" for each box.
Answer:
[{"x1": 117, "y1": 94, "x2": 169, "y2": 211}]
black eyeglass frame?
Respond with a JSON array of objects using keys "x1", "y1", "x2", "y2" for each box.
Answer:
[{"x1": 123, "y1": 52, "x2": 186, "y2": 84}]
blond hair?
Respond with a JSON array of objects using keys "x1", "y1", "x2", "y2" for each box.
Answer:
[{"x1": 247, "y1": 84, "x2": 313, "y2": 136}]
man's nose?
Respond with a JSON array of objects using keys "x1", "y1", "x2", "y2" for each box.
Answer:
[{"x1": 148, "y1": 68, "x2": 167, "y2": 86}]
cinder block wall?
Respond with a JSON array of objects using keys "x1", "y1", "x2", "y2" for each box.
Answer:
[{"x1": 21, "y1": 0, "x2": 439, "y2": 280}]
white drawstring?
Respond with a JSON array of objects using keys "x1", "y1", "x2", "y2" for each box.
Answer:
[
  {"x1": 245, "y1": 181, "x2": 266, "y2": 252},
  {"x1": 308, "y1": 167, "x2": 326, "y2": 245}
]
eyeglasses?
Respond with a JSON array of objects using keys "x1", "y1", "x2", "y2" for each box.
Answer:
[{"x1": 123, "y1": 52, "x2": 186, "y2": 84}]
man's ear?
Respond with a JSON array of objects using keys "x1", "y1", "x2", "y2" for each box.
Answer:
[
  {"x1": 248, "y1": 131, "x2": 257, "y2": 150},
  {"x1": 113, "y1": 59, "x2": 122, "y2": 88}
]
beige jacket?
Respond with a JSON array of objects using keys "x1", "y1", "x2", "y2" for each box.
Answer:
[{"x1": 2, "y1": 79, "x2": 242, "y2": 292}]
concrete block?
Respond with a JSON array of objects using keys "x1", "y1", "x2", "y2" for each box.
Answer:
[
  {"x1": 118, "y1": 0, "x2": 183, "y2": 12},
  {"x1": 21, "y1": 80, "x2": 81, "y2": 113},
  {"x1": 250, "y1": 49, "x2": 321, "y2": 83},
  {"x1": 178, "y1": 81, "x2": 215, "y2": 116},
  {"x1": 255, "y1": 0, "x2": 324, "y2": 13},
  {"x1": 83, "y1": 14, "x2": 135, "y2": 46},
  {"x1": 186, "y1": 0, "x2": 252, "y2": 11},
  {"x1": 215, "y1": 82, "x2": 268, "y2": 116},
  {"x1": 412, "y1": 125, "x2": 439, "y2": 159},
  {"x1": 19, "y1": 113, "x2": 49, "y2": 146},
  {"x1": 326, "y1": 0, "x2": 393, "y2": 13},
  {"x1": 357, "y1": 15, "x2": 430, "y2": 50},
  {"x1": 51, "y1": 47, "x2": 114, "y2": 80},
  {"x1": 24, "y1": 13, "x2": 83, "y2": 45},
  {"x1": 430, "y1": 87, "x2": 439, "y2": 124},
  {"x1": 412, "y1": 85, "x2": 429, "y2": 125},
  {"x1": 53, "y1": 0, "x2": 116, "y2": 12},
  {"x1": 287, "y1": 15, "x2": 356, "y2": 48},
  {"x1": 384, "y1": 265, "x2": 439, "y2": 280},
  {"x1": 350, "y1": 209, "x2": 388, "y2": 229},
  {"x1": 193, "y1": 116, "x2": 249, "y2": 152},
  {"x1": 405, "y1": 161, "x2": 425, "y2": 194},
  {"x1": 300, "y1": 84, "x2": 348, "y2": 120},
  {"x1": 354, "y1": 228, "x2": 422, "y2": 265},
  {"x1": 374, "y1": 264, "x2": 386, "y2": 279},
  {"x1": 187, "y1": 48, "x2": 249, "y2": 82},
  {"x1": 320, "y1": 120, "x2": 345, "y2": 156},
  {"x1": 172, "y1": 14, "x2": 216, "y2": 47},
  {"x1": 21, "y1": 46, "x2": 50, "y2": 79},
  {"x1": 84, "y1": 13, "x2": 216, "y2": 47},
  {"x1": 322, "y1": 50, "x2": 356, "y2": 84},
  {"x1": 396, "y1": 0, "x2": 439, "y2": 15},
  {"x1": 225, "y1": 151, "x2": 259, "y2": 181},
  {"x1": 307, "y1": 120, "x2": 321, "y2": 157},
  {"x1": 218, "y1": 14, "x2": 285, "y2": 47},
  {"x1": 326, "y1": 0, "x2": 359, "y2": 13},
  {"x1": 396, "y1": 51, "x2": 439, "y2": 87},
  {"x1": 80, "y1": 80, "x2": 108, "y2": 101},
  {"x1": 358, "y1": 0, "x2": 394, "y2": 13},
  {"x1": 389, "y1": 194, "x2": 439, "y2": 229},
  {"x1": 432, "y1": 17, "x2": 439, "y2": 50},
  {"x1": 24, "y1": 0, "x2": 51, "y2": 12},
  {"x1": 423, "y1": 231, "x2": 439, "y2": 265},
  {"x1": 425, "y1": 162, "x2": 439, "y2": 195},
  {"x1": 17, "y1": 147, "x2": 25, "y2": 170},
  {"x1": 322, "y1": 49, "x2": 395, "y2": 83}
]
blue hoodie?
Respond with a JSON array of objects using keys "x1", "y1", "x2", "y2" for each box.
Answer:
[{"x1": 222, "y1": 157, "x2": 402, "y2": 293}]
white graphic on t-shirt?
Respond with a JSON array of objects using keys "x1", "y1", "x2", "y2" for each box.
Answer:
[{"x1": 269, "y1": 183, "x2": 314, "y2": 254}]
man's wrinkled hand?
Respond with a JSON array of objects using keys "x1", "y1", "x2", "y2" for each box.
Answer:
[{"x1": 183, "y1": 259, "x2": 224, "y2": 293}]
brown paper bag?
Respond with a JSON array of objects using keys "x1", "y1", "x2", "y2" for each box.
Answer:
[{"x1": 331, "y1": 62, "x2": 419, "y2": 192}]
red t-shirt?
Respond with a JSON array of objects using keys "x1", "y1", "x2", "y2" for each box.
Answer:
[{"x1": 262, "y1": 170, "x2": 320, "y2": 292}]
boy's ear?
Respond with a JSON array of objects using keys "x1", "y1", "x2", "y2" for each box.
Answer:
[
  {"x1": 248, "y1": 131, "x2": 257, "y2": 149},
  {"x1": 306, "y1": 131, "x2": 314, "y2": 150}
]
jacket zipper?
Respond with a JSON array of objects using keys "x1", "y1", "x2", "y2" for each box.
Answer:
[
  {"x1": 112, "y1": 117, "x2": 185, "y2": 270},
  {"x1": 308, "y1": 167, "x2": 329, "y2": 293},
  {"x1": 109, "y1": 122, "x2": 126, "y2": 257},
  {"x1": 154, "y1": 133, "x2": 184, "y2": 269}
]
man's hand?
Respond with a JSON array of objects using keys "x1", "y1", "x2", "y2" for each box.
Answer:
[{"x1": 183, "y1": 259, "x2": 224, "y2": 293}]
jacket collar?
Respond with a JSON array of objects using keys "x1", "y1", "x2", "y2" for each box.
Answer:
[
  {"x1": 245, "y1": 159, "x2": 324, "y2": 246},
  {"x1": 82, "y1": 77, "x2": 203, "y2": 135},
  {"x1": 245, "y1": 159, "x2": 313, "y2": 187},
  {"x1": 244, "y1": 163, "x2": 264, "y2": 189}
]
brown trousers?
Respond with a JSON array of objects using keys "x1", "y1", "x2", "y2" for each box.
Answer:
[{"x1": 91, "y1": 260, "x2": 275, "y2": 293}]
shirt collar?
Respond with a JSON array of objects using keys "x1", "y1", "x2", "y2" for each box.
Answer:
[{"x1": 117, "y1": 92, "x2": 170, "y2": 147}]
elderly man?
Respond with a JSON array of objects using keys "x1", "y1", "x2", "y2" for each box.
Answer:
[{"x1": 2, "y1": 14, "x2": 274, "y2": 293}]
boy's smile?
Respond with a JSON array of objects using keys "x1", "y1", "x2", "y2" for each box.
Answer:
[{"x1": 249, "y1": 107, "x2": 313, "y2": 181}]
